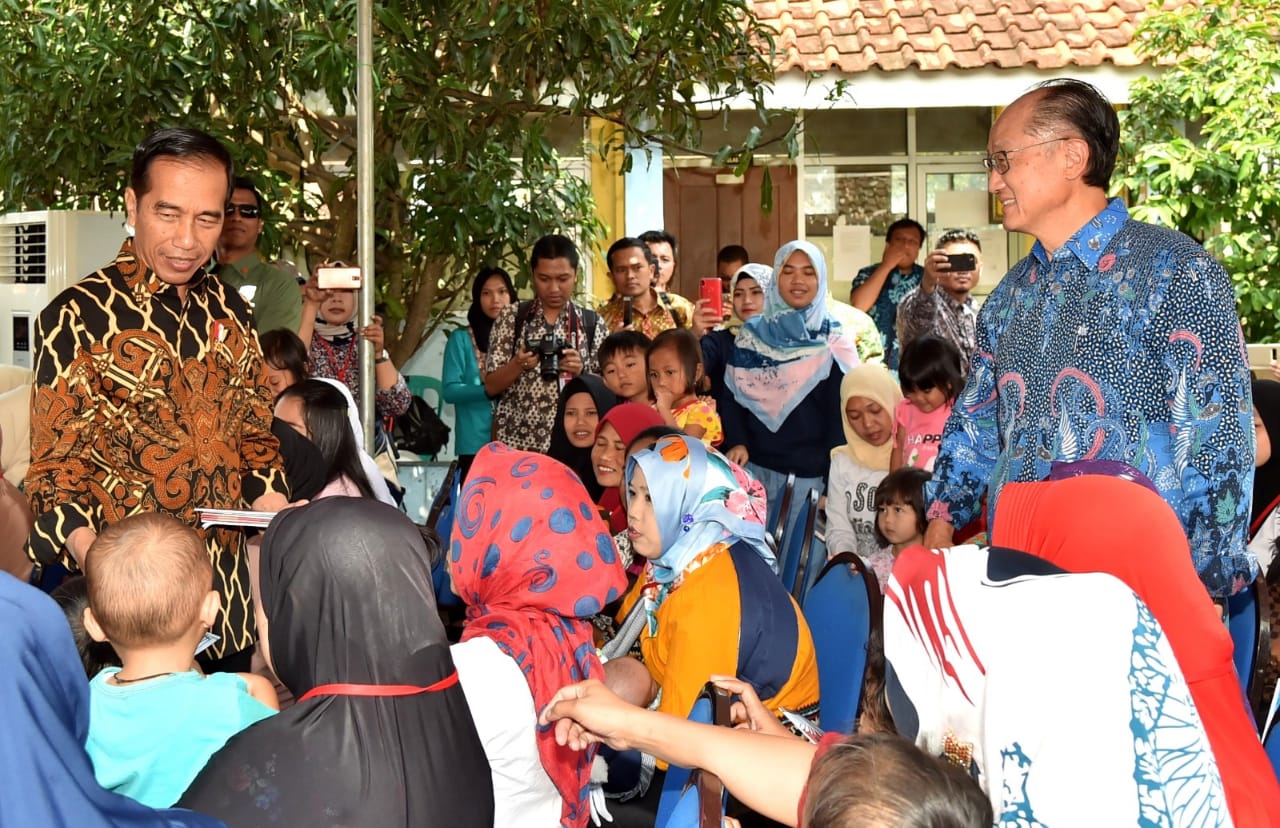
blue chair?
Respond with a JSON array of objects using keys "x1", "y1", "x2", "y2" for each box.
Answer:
[
  {"x1": 769, "y1": 472, "x2": 798, "y2": 557},
  {"x1": 426, "y1": 460, "x2": 463, "y2": 607},
  {"x1": 656, "y1": 684, "x2": 731, "y2": 828},
  {"x1": 802, "y1": 552, "x2": 882, "y2": 735},
  {"x1": 779, "y1": 490, "x2": 819, "y2": 599},
  {"x1": 1228, "y1": 575, "x2": 1272, "y2": 723}
]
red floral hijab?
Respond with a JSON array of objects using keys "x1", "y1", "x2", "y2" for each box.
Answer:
[{"x1": 450, "y1": 442, "x2": 627, "y2": 827}]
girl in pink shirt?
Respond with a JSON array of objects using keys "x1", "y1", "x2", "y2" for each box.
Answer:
[{"x1": 891, "y1": 336, "x2": 963, "y2": 472}]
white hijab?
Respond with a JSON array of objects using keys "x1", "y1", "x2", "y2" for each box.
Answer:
[{"x1": 315, "y1": 377, "x2": 396, "y2": 506}]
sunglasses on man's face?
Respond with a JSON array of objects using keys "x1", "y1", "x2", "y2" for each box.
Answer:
[{"x1": 225, "y1": 204, "x2": 261, "y2": 219}]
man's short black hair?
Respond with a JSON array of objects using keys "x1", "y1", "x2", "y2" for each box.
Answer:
[
  {"x1": 1026, "y1": 78, "x2": 1120, "y2": 190},
  {"x1": 885, "y1": 218, "x2": 926, "y2": 245},
  {"x1": 937, "y1": 228, "x2": 981, "y2": 250},
  {"x1": 639, "y1": 229, "x2": 677, "y2": 256},
  {"x1": 230, "y1": 176, "x2": 263, "y2": 212},
  {"x1": 717, "y1": 244, "x2": 750, "y2": 265},
  {"x1": 530, "y1": 234, "x2": 580, "y2": 272},
  {"x1": 131, "y1": 127, "x2": 233, "y2": 200},
  {"x1": 606, "y1": 237, "x2": 657, "y2": 272}
]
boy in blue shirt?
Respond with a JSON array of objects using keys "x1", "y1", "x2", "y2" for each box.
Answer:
[{"x1": 82, "y1": 512, "x2": 278, "y2": 807}]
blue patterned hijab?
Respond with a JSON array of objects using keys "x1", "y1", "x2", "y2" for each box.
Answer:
[{"x1": 726, "y1": 241, "x2": 859, "y2": 431}]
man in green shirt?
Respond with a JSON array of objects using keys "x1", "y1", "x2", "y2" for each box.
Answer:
[{"x1": 215, "y1": 177, "x2": 302, "y2": 333}]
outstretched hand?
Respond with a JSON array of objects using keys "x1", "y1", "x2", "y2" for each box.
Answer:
[{"x1": 540, "y1": 680, "x2": 641, "y2": 752}]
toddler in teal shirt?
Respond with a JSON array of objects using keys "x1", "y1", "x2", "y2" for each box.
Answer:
[{"x1": 82, "y1": 513, "x2": 278, "y2": 807}]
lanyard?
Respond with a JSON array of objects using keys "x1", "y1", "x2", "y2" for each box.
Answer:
[
  {"x1": 297, "y1": 670, "x2": 459, "y2": 702},
  {"x1": 315, "y1": 334, "x2": 358, "y2": 385}
]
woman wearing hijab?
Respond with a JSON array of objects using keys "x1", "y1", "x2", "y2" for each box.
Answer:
[
  {"x1": 1249, "y1": 379, "x2": 1280, "y2": 556},
  {"x1": 547, "y1": 374, "x2": 618, "y2": 501},
  {"x1": 448, "y1": 442, "x2": 627, "y2": 828},
  {"x1": 444, "y1": 267, "x2": 515, "y2": 472},
  {"x1": 617, "y1": 434, "x2": 819, "y2": 724},
  {"x1": 0, "y1": 571, "x2": 222, "y2": 828},
  {"x1": 701, "y1": 262, "x2": 772, "y2": 399},
  {"x1": 591, "y1": 403, "x2": 666, "y2": 536},
  {"x1": 720, "y1": 241, "x2": 860, "y2": 548},
  {"x1": 180, "y1": 499, "x2": 494, "y2": 827},
  {"x1": 298, "y1": 269, "x2": 412, "y2": 422},
  {"x1": 886, "y1": 543, "x2": 1230, "y2": 825},
  {"x1": 825, "y1": 363, "x2": 903, "y2": 566},
  {"x1": 991, "y1": 468, "x2": 1280, "y2": 827}
]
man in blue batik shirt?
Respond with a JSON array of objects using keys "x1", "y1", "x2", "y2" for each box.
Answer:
[{"x1": 922, "y1": 78, "x2": 1256, "y2": 599}]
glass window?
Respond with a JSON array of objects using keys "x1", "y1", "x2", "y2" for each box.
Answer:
[
  {"x1": 804, "y1": 164, "x2": 907, "y2": 237},
  {"x1": 803, "y1": 109, "x2": 907, "y2": 157},
  {"x1": 916, "y1": 108, "x2": 992, "y2": 153}
]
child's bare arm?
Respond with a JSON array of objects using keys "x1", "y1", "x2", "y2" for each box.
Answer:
[
  {"x1": 890, "y1": 429, "x2": 905, "y2": 471},
  {"x1": 239, "y1": 671, "x2": 281, "y2": 711}
]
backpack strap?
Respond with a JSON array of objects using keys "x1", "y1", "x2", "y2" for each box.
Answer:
[{"x1": 657, "y1": 291, "x2": 686, "y2": 328}]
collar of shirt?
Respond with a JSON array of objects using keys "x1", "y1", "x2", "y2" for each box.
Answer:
[
  {"x1": 115, "y1": 238, "x2": 211, "y2": 302},
  {"x1": 1031, "y1": 197, "x2": 1129, "y2": 270}
]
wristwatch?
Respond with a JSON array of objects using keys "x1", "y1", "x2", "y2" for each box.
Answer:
[{"x1": 374, "y1": 349, "x2": 390, "y2": 364}]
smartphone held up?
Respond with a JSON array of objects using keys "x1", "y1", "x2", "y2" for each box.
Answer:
[{"x1": 317, "y1": 265, "x2": 363, "y2": 290}]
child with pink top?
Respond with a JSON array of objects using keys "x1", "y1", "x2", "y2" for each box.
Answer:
[{"x1": 891, "y1": 335, "x2": 963, "y2": 472}]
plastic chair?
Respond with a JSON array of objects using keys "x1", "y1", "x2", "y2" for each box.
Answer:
[
  {"x1": 802, "y1": 552, "x2": 883, "y2": 735},
  {"x1": 405, "y1": 374, "x2": 445, "y2": 415},
  {"x1": 656, "y1": 683, "x2": 731, "y2": 828},
  {"x1": 426, "y1": 460, "x2": 463, "y2": 607},
  {"x1": 769, "y1": 472, "x2": 798, "y2": 553},
  {"x1": 1228, "y1": 575, "x2": 1272, "y2": 722},
  {"x1": 779, "y1": 490, "x2": 819, "y2": 599}
]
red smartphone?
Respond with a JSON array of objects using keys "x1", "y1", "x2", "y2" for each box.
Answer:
[{"x1": 699, "y1": 278, "x2": 722, "y2": 314}]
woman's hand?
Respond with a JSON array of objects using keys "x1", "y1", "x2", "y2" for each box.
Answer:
[
  {"x1": 361, "y1": 314, "x2": 386, "y2": 352},
  {"x1": 540, "y1": 679, "x2": 641, "y2": 752},
  {"x1": 725, "y1": 445, "x2": 749, "y2": 466},
  {"x1": 303, "y1": 269, "x2": 328, "y2": 307},
  {"x1": 709, "y1": 675, "x2": 792, "y2": 738}
]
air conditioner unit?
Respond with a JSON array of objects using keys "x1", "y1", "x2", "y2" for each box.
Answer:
[{"x1": 0, "y1": 210, "x2": 125, "y2": 369}]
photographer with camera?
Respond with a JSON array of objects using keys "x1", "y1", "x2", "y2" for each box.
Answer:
[
  {"x1": 894, "y1": 228, "x2": 981, "y2": 373},
  {"x1": 484, "y1": 235, "x2": 607, "y2": 453}
]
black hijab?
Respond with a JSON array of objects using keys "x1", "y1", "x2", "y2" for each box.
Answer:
[
  {"x1": 179, "y1": 498, "x2": 494, "y2": 827},
  {"x1": 1252, "y1": 379, "x2": 1280, "y2": 531},
  {"x1": 270, "y1": 417, "x2": 329, "y2": 502},
  {"x1": 547, "y1": 374, "x2": 618, "y2": 500},
  {"x1": 466, "y1": 266, "x2": 515, "y2": 354}
]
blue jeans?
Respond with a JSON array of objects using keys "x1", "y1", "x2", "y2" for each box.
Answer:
[{"x1": 746, "y1": 461, "x2": 826, "y2": 574}]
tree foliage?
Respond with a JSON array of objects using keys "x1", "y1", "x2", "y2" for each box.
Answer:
[
  {"x1": 0, "y1": 0, "x2": 785, "y2": 359},
  {"x1": 1117, "y1": 0, "x2": 1280, "y2": 341}
]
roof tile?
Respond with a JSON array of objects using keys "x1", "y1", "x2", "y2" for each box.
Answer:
[{"x1": 758, "y1": 0, "x2": 1185, "y2": 73}]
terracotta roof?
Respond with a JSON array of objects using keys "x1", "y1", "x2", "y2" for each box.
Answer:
[{"x1": 754, "y1": 0, "x2": 1162, "y2": 74}]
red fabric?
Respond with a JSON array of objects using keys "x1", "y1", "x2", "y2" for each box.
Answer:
[
  {"x1": 450, "y1": 443, "x2": 627, "y2": 828},
  {"x1": 593, "y1": 404, "x2": 665, "y2": 535},
  {"x1": 297, "y1": 672, "x2": 458, "y2": 702},
  {"x1": 993, "y1": 476, "x2": 1280, "y2": 827}
]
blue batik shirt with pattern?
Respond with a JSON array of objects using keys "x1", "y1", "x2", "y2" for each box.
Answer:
[
  {"x1": 925, "y1": 198, "x2": 1256, "y2": 598},
  {"x1": 852, "y1": 262, "x2": 923, "y2": 370}
]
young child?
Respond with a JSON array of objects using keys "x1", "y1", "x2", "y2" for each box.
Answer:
[
  {"x1": 82, "y1": 512, "x2": 278, "y2": 808},
  {"x1": 891, "y1": 335, "x2": 963, "y2": 471},
  {"x1": 869, "y1": 467, "x2": 931, "y2": 592},
  {"x1": 648, "y1": 328, "x2": 722, "y2": 446},
  {"x1": 599, "y1": 330, "x2": 653, "y2": 404}
]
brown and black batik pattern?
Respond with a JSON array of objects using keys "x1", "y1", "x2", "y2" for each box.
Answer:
[{"x1": 24, "y1": 240, "x2": 287, "y2": 658}]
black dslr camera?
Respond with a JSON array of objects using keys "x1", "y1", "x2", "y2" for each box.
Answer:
[{"x1": 526, "y1": 334, "x2": 567, "y2": 380}]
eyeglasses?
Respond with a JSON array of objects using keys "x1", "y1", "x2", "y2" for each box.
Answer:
[
  {"x1": 981, "y1": 137, "x2": 1071, "y2": 175},
  {"x1": 225, "y1": 204, "x2": 261, "y2": 219}
]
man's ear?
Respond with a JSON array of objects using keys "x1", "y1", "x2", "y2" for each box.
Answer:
[
  {"x1": 124, "y1": 187, "x2": 138, "y2": 228},
  {"x1": 1062, "y1": 137, "x2": 1090, "y2": 182},
  {"x1": 82, "y1": 606, "x2": 109, "y2": 644},
  {"x1": 199, "y1": 590, "x2": 220, "y2": 629}
]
